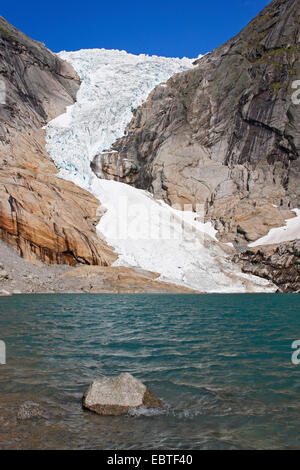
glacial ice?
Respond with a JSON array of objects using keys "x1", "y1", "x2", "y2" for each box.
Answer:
[
  {"x1": 46, "y1": 48, "x2": 194, "y2": 188},
  {"x1": 46, "y1": 48, "x2": 275, "y2": 293}
]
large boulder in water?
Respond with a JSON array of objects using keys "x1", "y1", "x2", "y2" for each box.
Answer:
[{"x1": 82, "y1": 373, "x2": 164, "y2": 416}]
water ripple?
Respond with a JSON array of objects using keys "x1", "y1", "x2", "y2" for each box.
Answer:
[{"x1": 0, "y1": 293, "x2": 300, "y2": 449}]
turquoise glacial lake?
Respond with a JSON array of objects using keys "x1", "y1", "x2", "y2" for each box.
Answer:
[{"x1": 0, "y1": 293, "x2": 300, "y2": 449}]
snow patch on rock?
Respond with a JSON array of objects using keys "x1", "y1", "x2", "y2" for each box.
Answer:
[{"x1": 249, "y1": 209, "x2": 300, "y2": 247}]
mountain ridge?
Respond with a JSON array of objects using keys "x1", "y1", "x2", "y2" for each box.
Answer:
[{"x1": 0, "y1": 1, "x2": 299, "y2": 292}]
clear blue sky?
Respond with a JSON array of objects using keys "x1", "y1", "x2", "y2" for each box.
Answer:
[{"x1": 2, "y1": 0, "x2": 270, "y2": 58}]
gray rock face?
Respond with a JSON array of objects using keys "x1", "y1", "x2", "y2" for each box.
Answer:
[
  {"x1": 82, "y1": 373, "x2": 164, "y2": 416},
  {"x1": 92, "y1": 0, "x2": 300, "y2": 246},
  {"x1": 0, "y1": 15, "x2": 80, "y2": 170},
  {"x1": 234, "y1": 240, "x2": 300, "y2": 292}
]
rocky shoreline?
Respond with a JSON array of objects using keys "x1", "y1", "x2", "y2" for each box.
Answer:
[
  {"x1": 2, "y1": 237, "x2": 300, "y2": 294},
  {"x1": 0, "y1": 240, "x2": 197, "y2": 294}
]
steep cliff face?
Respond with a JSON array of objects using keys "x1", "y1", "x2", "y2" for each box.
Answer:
[
  {"x1": 93, "y1": 0, "x2": 300, "y2": 246},
  {"x1": 0, "y1": 16, "x2": 116, "y2": 265}
]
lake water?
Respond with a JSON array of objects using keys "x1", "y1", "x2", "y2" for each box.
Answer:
[{"x1": 0, "y1": 293, "x2": 300, "y2": 450}]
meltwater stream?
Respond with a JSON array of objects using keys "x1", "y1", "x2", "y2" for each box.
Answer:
[{"x1": 0, "y1": 294, "x2": 300, "y2": 450}]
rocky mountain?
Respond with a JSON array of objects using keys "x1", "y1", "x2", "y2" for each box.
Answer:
[
  {"x1": 94, "y1": 0, "x2": 299, "y2": 248},
  {"x1": 0, "y1": 19, "x2": 205, "y2": 293},
  {"x1": 0, "y1": 16, "x2": 115, "y2": 266},
  {"x1": 0, "y1": 0, "x2": 299, "y2": 293}
]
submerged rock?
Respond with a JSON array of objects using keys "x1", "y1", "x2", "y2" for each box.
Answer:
[
  {"x1": 17, "y1": 401, "x2": 47, "y2": 421},
  {"x1": 82, "y1": 373, "x2": 164, "y2": 416}
]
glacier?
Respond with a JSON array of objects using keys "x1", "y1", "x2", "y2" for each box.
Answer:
[{"x1": 46, "y1": 48, "x2": 275, "y2": 293}]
